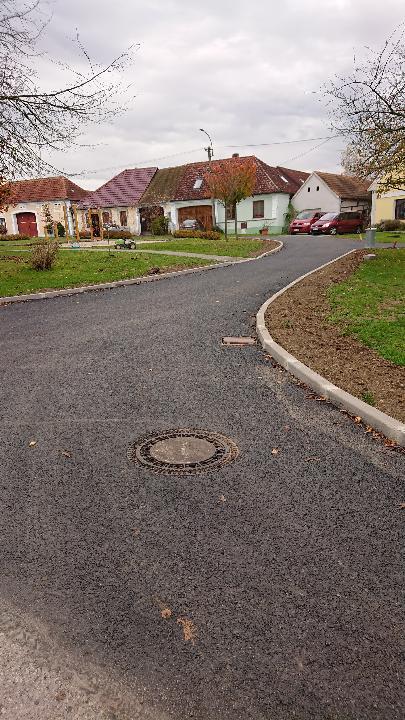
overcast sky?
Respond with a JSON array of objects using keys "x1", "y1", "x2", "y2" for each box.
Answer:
[{"x1": 38, "y1": 0, "x2": 404, "y2": 189}]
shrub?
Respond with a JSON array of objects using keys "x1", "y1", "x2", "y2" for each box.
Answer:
[
  {"x1": 150, "y1": 216, "x2": 169, "y2": 235},
  {"x1": 0, "y1": 233, "x2": 32, "y2": 242},
  {"x1": 376, "y1": 219, "x2": 405, "y2": 232},
  {"x1": 79, "y1": 230, "x2": 133, "y2": 240},
  {"x1": 56, "y1": 222, "x2": 65, "y2": 237},
  {"x1": 30, "y1": 241, "x2": 59, "y2": 270},
  {"x1": 173, "y1": 230, "x2": 221, "y2": 241}
]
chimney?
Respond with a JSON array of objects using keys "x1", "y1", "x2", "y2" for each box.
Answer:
[{"x1": 232, "y1": 152, "x2": 239, "y2": 158}]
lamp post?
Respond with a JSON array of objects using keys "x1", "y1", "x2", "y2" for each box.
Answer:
[{"x1": 200, "y1": 128, "x2": 216, "y2": 229}]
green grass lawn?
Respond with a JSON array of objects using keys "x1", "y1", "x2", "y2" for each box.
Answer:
[
  {"x1": 0, "y1": 249, "x2": 214, "y2": 297},
  {"x1": 345, "y1": 231, "x2": 405, "y2": 244},
  {"x1": 328, "y1": 249, "x2": 405, "y2": 366},
  {"x1": 143, "y1": 237, "x2": 266, "y2": 257}
]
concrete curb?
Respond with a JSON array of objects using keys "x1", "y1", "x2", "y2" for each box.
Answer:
[
  {"x1": 256, "y1": 249, "x2": 405, "y2": 447},
  {"x1": 0, "y1": 240, "x2": 283, "y2": 306}
]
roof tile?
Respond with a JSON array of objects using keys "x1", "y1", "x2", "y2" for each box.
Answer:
[
  {"x1": 79, "y1": 168, "x2": 157, "y2": 208},
  {"x1": 10, "y1": 176, "x2": 86, "y2": 203}
]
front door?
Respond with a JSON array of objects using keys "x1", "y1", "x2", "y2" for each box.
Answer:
[
  {"x1": 16, "y1": 212, "x2": 38, "y2": 237},
  {"x1": 91, "y1": 213, "x2": 100, "y2": 237}
]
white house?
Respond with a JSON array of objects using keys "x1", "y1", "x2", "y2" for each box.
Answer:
[
  {"x1": 138, "y1": 156, "x2": 309, "y2": 235},
  {"x1": 292, "y1": 171, "x2": 371, "y2": 219}
]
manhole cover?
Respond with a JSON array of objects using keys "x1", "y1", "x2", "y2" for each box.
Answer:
[{"x1": 128, "y1": 429, "x2": 239, "y2": 475}]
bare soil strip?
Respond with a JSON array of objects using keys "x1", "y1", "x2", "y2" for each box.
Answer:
[{"x1": 265, "y1": 250, "x2": 405, "y2": 422}]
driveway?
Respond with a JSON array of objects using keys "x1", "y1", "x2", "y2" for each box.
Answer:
[{"x1": 0, "y1": 235, "x2": 403, "y2": 720}]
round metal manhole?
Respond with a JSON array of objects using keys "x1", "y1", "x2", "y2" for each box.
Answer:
[{"x1": 128, "y1": 428, "x2": 239, "y2": 475}]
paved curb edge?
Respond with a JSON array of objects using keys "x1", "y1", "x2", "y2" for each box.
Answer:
[
  {"x1": 0, "y1": 240, "x2": 283, "y2": 306},
  {"x1": 256, "y1": 249, "x2": 405, "y2": 447}
]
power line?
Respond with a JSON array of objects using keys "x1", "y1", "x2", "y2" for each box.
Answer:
[
  {"x1": 280, "y1": 136, "x2": 340, "y2": 164},
  {"x1": 218, "y1": 135, "x2": 340, "y2": 149},
  {"x1": 66, "y1": 134, "x2": 342, "y2": 178}
]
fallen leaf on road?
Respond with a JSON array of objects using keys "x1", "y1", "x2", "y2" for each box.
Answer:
[
  {"x1": 354, "y1": 416, "x2": 362, "y2": 424},
  {"x1": 132, "y1": 527, "x2": 140, "y2": 536},
  {"x1": 305, "y1": 456, "x2": 320, "y2": 462},
  {"x1": 28, "y1": 440, "x2": 37, "y2": 447},
  {"x1": 161, "y1": 607, "x2": 172, "y2": 619},
  {"x1": 177, "y1": 617, "x2": 197, "y2": 645},
  {"x1": 219, "y1": 495, "x2": 226, "y2": 503},
  {"x1": 399, "y1": 503, "x2": 405, "y2": 509},
  {"x1": 271, "y1": 448, "x2": 280, "y2": 456},
  {"x1": 61, "y1": 450, "x2": 71, "y2": 457}
]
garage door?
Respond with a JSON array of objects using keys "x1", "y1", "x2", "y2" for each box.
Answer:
[
  {"x1": 16, "y1": 212, "x2": 38, "y2": 237},
  {"x1": 178, "y1": 205, "x2": 212, "y2": 230}
]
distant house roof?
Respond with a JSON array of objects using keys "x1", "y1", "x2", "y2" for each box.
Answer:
[
  {"x1": 139, "y1": 165, "x2": 187, "y2": 206},
  {"x1": 315, "y1": 172, "x2": 371, "y2": 199},
  {"x1": 10, "y1": 176, "x2": 86, "y2": 203},
  {"x1": 78, "y1": 168, "x2": 158, "y2": 209},
  {"x1": 139, "y1": 156, "x2": 309, "y2": 205}
]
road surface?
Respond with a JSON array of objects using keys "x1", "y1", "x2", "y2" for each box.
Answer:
[{"x1": 0, "y1": 236, "x2": 403, "y2": 719}]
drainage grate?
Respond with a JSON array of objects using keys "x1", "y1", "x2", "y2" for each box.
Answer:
[
  {"x1": 128, "y1": 428, "x2": 239, "y2": 475},
  {"x1": 222, "y1": 336, "x2": 256, "y2": 347}
]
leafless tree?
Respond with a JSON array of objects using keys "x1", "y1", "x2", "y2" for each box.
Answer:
[
  {"x1": 0, "y1": 0, "x2": 136, "y2": 199},
  {"x1": 325, "y1": 28, "x2": 405, "y2": 193}
]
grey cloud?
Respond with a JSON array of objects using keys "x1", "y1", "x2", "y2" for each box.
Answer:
[{"x1": 35, "y1": 0, "x2": 404, "y2": 188}]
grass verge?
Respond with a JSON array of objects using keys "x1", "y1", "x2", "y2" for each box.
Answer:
[
  {"x1": 346, "y1": 231, "x2": 405, "y2": 244},
  {"x1": 267, "y1": 249, "x2": 405, "y2": 422},
  {"x1": 328, "y1": 249, "x2": 404, "y2": 366},
  {"x1": 142, "y1": 237, "x2": 274, "y2": 257},
  {"x1": 0, "y1": 250, "x2": 215, "y2": 297}
]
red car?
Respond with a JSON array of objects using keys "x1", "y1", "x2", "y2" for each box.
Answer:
[
  {"x1": 310, "y1": 211, "x2": 364, "y2": 235},
  {"x1": 289, "y1": 210, "x2": 323, "y2": 234}
]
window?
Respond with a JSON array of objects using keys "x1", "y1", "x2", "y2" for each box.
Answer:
[
  {"x1": 307, "y1": 187, "x2": 311, "y2": 192},
  {"x1": 316, "y1": 186, "x2": 319, "y2": 191},
  {"x1": 253, "y1": 200, "x2": 264, "y2": 219},
  {"x1": 395, "y1": 199, "x2": 405, "y2": 220},
  {"x1": 120, "y1": 210, "x2": 128, "y2": 227},
  {"x1": 0, "y1": 218, "x2": 6, "y2": 234},
  {"x1": 193, "y1": 178, "x2": 203, "y2": 189},
  {"x1": 226, "y1": 203, "x2": 236, "y2": 220},
  {"x1": 102, "y1": 211, "x2": 111, "y2": 224}
]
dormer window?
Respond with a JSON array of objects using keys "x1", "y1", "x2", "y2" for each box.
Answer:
[{"x1": 193, "y1": 178, "x2": 203, "y2": 189}]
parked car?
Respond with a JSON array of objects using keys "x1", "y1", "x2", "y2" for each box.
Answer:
[
  {"x1": 289, "y1": 209, "x2": 323, "y2": 234},
  {"x1": 180, "y1": 218, "x2": 203, "y2": 231},
  {"x1": 310, "y1": 211, "x2": 364, "y2": 235}
]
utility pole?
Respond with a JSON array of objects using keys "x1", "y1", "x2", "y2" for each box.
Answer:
[{"x1": 200, "y1": 128, "x2": 216, "y2": 229}]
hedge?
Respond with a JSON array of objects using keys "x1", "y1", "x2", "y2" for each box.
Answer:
[
  {"x1": 375, "y1": 219, "x2": 405, "y2": 232},
  {"x1": 0, "y1": 233, "x2": 33, "y2": 242},
  {"x1": 79, "y1": 230, "x2": 134, "y2": 240},
  {"x1": 173, "y1": 230, "x2": 221, "y2": 241}
]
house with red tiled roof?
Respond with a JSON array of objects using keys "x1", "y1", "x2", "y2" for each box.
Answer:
[
  {"x1": 139, "y1": 155, "x2": 309, "y2": 234},
  {"x1": 77, "y1": 167, "x2": 157, "y2": 236},
  {"x1": 0, "y1": 176, "x2": 87, "y2": 237},
  {"x1": 292, "y1": 171, "x2": 371, "y2": 220}
]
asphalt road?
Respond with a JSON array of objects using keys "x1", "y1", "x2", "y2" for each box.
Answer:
[{"x1": 0, "y1": 236, "x2": 403, "y2": 720}]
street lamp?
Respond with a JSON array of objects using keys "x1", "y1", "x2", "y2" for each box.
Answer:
[
  {"x1": 200, "y1": 128, "x2": 215, "y2": 228},
  {"x1": 200, "y1": 128, "x2": 214, "y2": 162}
]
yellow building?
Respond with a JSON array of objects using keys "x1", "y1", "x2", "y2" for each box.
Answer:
[{"x1": 369, "y1": 179, "x2": 405, "y2": 225}]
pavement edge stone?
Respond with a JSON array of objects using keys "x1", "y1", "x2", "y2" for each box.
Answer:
[{"x1": 256, "y1": 249, "x2": 405, "y2": 447}]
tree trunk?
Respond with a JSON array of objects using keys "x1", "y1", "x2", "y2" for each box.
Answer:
[
  {"x1": 234, "y1": 204, "x2": 238, "y2": 241},
  {"x1": 224, "y1": 204, "x2": 228, "y2": 241}
]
